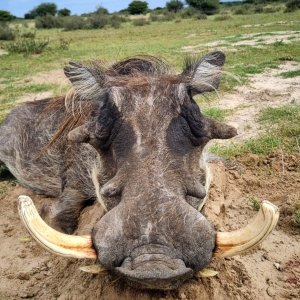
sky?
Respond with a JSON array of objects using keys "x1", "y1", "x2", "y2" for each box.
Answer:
[{"x1": 1, "y1": 0, "x2": 240, "y2": 18}]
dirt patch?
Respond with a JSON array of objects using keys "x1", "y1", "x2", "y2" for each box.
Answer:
[
  {"x1": 213, "y1": 61, "x2": 300, "y2": 141},
  {"x1": 0, "y1": 153, "x2": 299, "y2": 300},
  {"x1": 30, "y1": 70, "x2": 70, "y2": 86},
  {"x1": 0, "y1": 49, "x2": 8, "y2": 56},
  {"x1": 181, "y1": 31, "x2": 300, "y2": 53}
]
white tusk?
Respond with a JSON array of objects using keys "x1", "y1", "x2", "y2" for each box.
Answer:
[
  {"x1": 214, "y1": 200, "x2": 279, "y2": 257},
  {"x1": 18, "y1": 195, "x2": 97, "y2": 259}
]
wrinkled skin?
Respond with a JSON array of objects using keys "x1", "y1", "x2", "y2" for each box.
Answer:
[{"x1": 0, "y1": 52, "x2": 237, "y2": 290}]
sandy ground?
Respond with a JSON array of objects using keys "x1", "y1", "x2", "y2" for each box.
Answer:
[
  {"x1": 0, "y1": 63, "x2": 299, "y2": 299},
  {"x1": 181, "y1": 31, "x2": 300, "y2": 53}
]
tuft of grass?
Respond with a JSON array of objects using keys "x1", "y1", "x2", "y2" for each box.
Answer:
[
  {"x1": 279, "y1": 69, "x2": 300, "y2": 78},
  {"x1": 211, "y1": 135, "x2": 281, "y2": 158},
  {"x1": 202, "y1": 107, "x2": 228, "y2": 122},
  {"x1": 295, "y1": 209, "x2": 300, "y2": 226},
  {"x1": 4, "y1": 37, "x2": 49, "y2": 55},
  {"x1": 248, "y1": 196, "x2": 261, "y2": 211}
]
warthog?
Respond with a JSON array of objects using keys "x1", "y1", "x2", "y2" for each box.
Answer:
[{"x1": 0, "y1": 52, "x2": 279, "y2": 290}]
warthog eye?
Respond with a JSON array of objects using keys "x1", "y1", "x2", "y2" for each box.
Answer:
[{"x1": 179, "y1": 100, "x2": 207, "y2": 147}]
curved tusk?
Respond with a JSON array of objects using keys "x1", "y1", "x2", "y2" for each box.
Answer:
[
  {"x1": 18, "y1": 195, "x2": 97, "y2": 259},
  {"x1": 214, "y1": 200, "x2": 279, "y2": 257}
]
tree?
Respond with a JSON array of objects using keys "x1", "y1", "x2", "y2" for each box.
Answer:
[
  {"x1": 35, "y1": 2, "x2": 57, "y2": 16},
  {"x1": 57, "y1": 8, "x2": 71, "y2": 17},
  {"x1": 0, "y1": 10, "x2": 16, "y2": 21},
  {"x1": 24, "y1": 9, "x2": 38, "y2": 19},
  {"x1": 166, "y1": 0, "x2": 184, "y2": 13},
  {"x1": 95, "y1": 6, "x2": 109, "y2": 14},
  {"x1": 128, "y1": 1, "x2": 148, "y2": 14},
  {"x1": 186, "y1": 0, "x2": 220, "y2": 15}
]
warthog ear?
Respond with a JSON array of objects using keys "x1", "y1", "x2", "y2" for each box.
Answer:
[
  {"x1": 183, "y1": 51, "x2": 225, "y2": 95},
  {"x1": 64, "y1": 61, "x2": 106, "y2": 100}
]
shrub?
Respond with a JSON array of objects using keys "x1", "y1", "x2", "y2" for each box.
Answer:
[
  {"x1": 180, "y1": 7, "x2": 198, "y2": 18},
  {"x1": 89, "y1": 14, "x2": 109, "y2": 29},
  {"x1": 128, "y1": 1, "x2": 148, "y2": 15},
  {"x1": 5, "y1": 37, "x2": 49, "y2": 55},
  {"x1": 35, "y1": 15, "x2": 62, "y2": 29},
  {"x1": 0, "y1": 23, "x2": 15, "y2": 40},
  {"x1": 161, "y1": 12, "x2": 176, "y2": 21},
  {"x1": 0, "y1": 10, "x2": 16, "y2": 21},
  {"x1": 285, "y1": 0, "x2": 300, "y2": 12},
  {"x1": 186, "y1": 0, "x2": 219, "y2": 15},
  {"x1": 234, "y1": 5, "x2": 251, "y2": 15},
  {"x1": 214, "y1": 12, "x2": 231, "y2": 21},
  {"x1": 63, "y1": 16, "x2": 86, "y2": 30},
  {"x1": 132, "y1": 18, "x2": 149, "y2": 26},
  {"x1": 194, "y1": 12, "x2": 207, "y2": 19},
  {"x1": 166, "y1": 0, "x2": 184, "y2": 13},
  {"x1": 254, "y1": 5, "x2": 264, "y2": 13},
  {"x1": 20, "y1": 30, "x2": 36, "y2": 38},
  {"x1": 110, "y1": 15, "x2": 123, "y2": 28},
  {"x1": 58, "y1": 38, "x2": 70, "y2": 50},
  {"x1": 57, "y1": 8, "x2": 71, "y2": 17}
]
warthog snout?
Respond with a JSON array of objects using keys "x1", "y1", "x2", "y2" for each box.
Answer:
[{"x1": 92, "y1": 196, "x2": 215, "y2": 289}]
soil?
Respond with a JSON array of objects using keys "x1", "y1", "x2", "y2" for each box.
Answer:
[
  {"x1": 0, "y1": 64, "x2": 299, "y2": 300},
  {"x1": 181, "y1": 31, "x2": 300, "y2": 53}
]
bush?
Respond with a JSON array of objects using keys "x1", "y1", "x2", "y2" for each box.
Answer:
[
  {"x1": 254, "y1": 5, "x2": 264, "y2": 13},
  {"x1": 132, "y1": 18, "x2": 149, "y2": 26},
  {"x1": 128, "y1": 1, "x2": 148, "y2": 14},
  {"x1": 0, "y1": 23, "x2": 15, "y2": 40},
  {"x1": 234, "y1": 5, "x2": 251, "y2": 15},
  {"x1": 285, "y1": 0, "x2": 300, "y2": 12},
  {"x1": 57, "y1": 8, "x2": 71, "y2": 17},
  {"x1": 214, "y1": 12, "x2": 231, "y2": 21},
  {"x1": 194, "y1": 12, "x2": 207, "y2": 19},
  {"x1": 89, "y1": 14, "x2": 109, "y2": 29},
  {"x1": 5, "y1": 37, "x2": 49, "y2": 55},
  {"x1": 186, "y1": 0, "x2": 219, "y2": 15},
  {"x1": 58, "y1": 38, "x2": 70, "y2": 50},
  {"x1": 0, "y1": 10, "x2": 16, "y2": 21},
  {"x1": 63, "y1": 16, "x2": 86, "y2": 30},
  {"x1": 166, "y1": 0, "x2": 184, "y2": 13},
  {"x1": 20, "y1": 30, "x2": 36, "y2": 38},
  {"x1": 110, "y1": 15, "x2": 123, "y2": 28},
  {"x1": 180, "y1": 7, "x2": 198, "y2": 18},
  {"x1": 35, "y1": 15, "x2": 62, "y2": 29}
]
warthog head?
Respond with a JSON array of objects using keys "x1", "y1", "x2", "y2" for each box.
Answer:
[{"x1": 18, "y1": 52, "x2": 279, "y2": 290}]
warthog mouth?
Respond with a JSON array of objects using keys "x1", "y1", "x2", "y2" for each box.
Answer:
[
  {"x1": 115, "y1": 253, "x2": 193, "y2": 290},
  {"x1": 18, "y1": 195, "x2": 279, "y2": 289}
]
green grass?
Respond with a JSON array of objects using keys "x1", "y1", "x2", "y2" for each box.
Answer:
[
  {"x1": 210, "y1": 135, "x2": 281, "y2": 158},
  {"x1": 248, "y1": 196, "x2": 260, "y2": 211},
  {"x1": 202, "y1": 107, "x2": 229, "y2": 122},
  {"x1": 211, "y1": 104, "x2": 300, "y2": 158},
  {"x1": 279, "y1": 69, "x2": 300, "y2": 78}
]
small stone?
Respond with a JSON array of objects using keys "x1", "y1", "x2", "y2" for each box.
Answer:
[
  {"x1": 18, "y1": 253, "x2": 27, "y2": 259},
  {"x1": 3, "y1": 226, "x2": 13, "y2": 233},
  {"x1": 18, "y1": 272, "x2": 30, "y2": 280},
  {"x1": 274, "y1": 262, "x2": 282, "y2": 271},
  {"x1": 35, "y1": 274, "x2": 43, "y2": 280},
  {"x1": 6, "y1": 274, "x2": 14, "y2": 279},
  {"x1": 267, "y1": 287, "x2": 276, "y2": 297}
]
